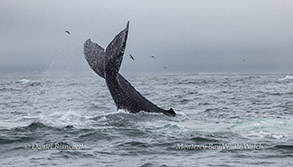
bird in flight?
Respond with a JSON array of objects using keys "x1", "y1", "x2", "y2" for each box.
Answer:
[
  {"x1": 150, "y1": 55, "x2": 156, "y2": 59},
  {"x1": 129, "y1": 54, "x2": 135, "y2": 61},
  {"x1": 65, "y1": 31, "x2": 70, "y2": 35}
]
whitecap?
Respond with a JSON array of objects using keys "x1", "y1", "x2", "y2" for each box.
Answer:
[
  {"x1": 279, "y1": 75, "x2": 293, "y2": 81},
  {"x1": 230, "y1": 118, "x2": 293, "y2": 140},
  {"x1": 17, "y1": 79, "x2": 31, "y2": 84}
]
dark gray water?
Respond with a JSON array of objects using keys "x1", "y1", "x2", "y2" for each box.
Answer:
[{"x1": 0, "y1": 73, "x2": 292, "y2": 167}]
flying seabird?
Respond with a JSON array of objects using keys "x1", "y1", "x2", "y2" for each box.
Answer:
[{"x1": 129, "y1": 54, "x2": 135, "y2": 61}]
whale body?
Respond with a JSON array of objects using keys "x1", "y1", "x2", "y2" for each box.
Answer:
[{"x1": 84, "y1": 22, "x2": 176, "y2": 116}]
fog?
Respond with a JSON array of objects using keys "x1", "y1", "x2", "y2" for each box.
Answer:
[{"x1": 1, "y1": 0, "x2": 293, "y2": 74}]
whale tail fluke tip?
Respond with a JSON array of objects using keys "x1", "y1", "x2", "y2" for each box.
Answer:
[{"x1": 163, "y1": 108, "x2": 176, "y2": 116}]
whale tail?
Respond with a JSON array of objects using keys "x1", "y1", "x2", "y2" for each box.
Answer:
[
  {"x1": 84, "y1": 22, "x2": 177, "y2": 117},
  {"x1": 162, "y1": 108, "x2": 176, "y2": 116}
]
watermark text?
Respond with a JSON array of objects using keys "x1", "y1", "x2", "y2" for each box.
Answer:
[
  {"x1": 24, "y1": 143, "x2": 88, "y2": 150},
  {"x1": 176, "y1": 143, "x2": 264, "y2": 150}
]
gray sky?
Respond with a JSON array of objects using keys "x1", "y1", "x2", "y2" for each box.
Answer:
[{"x1": 1, "y1": 0, "x2": 293, "y2": 74}]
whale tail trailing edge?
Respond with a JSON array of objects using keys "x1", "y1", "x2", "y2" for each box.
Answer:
[{"x1": 105, "y1": 21, "x2": 129, "y2": 76}]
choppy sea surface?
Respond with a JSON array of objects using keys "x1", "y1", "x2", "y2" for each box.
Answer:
[{"x1": 0, "y1": 73, "x2": 293, "y2": 167}]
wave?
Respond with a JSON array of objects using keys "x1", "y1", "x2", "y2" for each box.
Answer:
[
  {"x1": 279, "y1": 75, "x2": 293, "y2": 81},
  {"x1": 1, "y1": 122, "x2": 79, "y2": 134},
  {"x1": 0, "y1": 87, "x2": 22, "y2": 92},
  {"x1": 91, "y1": 110, "x2": 169, "y2": 127},
  {"x1": 50, "y1": 150, "x2": 95, "y2": 159},
  {"x1": 13, "y1": 122, "x2": 54, "y2": 131},
  {"x1": 274, "y1": 144, "x2": 293, "y2": 150},
  {"x1": 0, "y1": 122, "x2": 49, "y2": 144},
  {"x1": 15, "y1": 79, "x2": 42, "y2": 87},
  {"x1": 230, "y1": 118, "x2": 293, "y2": 140},
  {"x1": 189, "y1": 136, "x2": 219, "y2": 142},
  {"x1": 0, "y1": 136, "x2": 35, "y2": 144},
  {"x1": 140, "y1": 162, "x2": 168, "y2": 167},
  {"x1": 17, "y1": 79, "x2": 31, "y2": 83}
]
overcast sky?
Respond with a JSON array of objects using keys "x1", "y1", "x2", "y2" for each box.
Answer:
[{"x1": 1, "y1": 0, "x2": 293, "y2": 74}]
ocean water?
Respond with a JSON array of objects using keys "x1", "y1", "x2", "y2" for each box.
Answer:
[{"x1": 0, "y1": 73, "x2": 292, "y2": 167}]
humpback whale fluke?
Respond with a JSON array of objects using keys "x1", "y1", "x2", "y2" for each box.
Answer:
[{"x1": 84, "y1": 22, "x2": 176, "y2": 116}]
